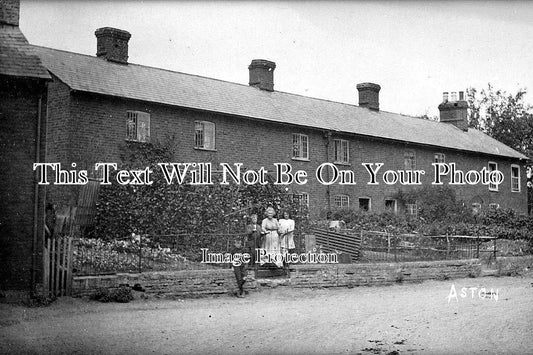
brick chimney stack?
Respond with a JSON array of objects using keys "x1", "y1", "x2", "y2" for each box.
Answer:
[
  {"x1": 438, "y1": 91, "x2": 468, "y2": 131},
  {"x1": 248, "y1": 59, "x2": 276, "y2": 92},
  {"x1": 95, "y1": 27, "x2": 131, "y2": 64},
  {"x1": 0, "y1": 0, "x2": 20, "y2": 26},
  {"x1": 357, "y1": 82, "x2": 381, "y2": 111}
]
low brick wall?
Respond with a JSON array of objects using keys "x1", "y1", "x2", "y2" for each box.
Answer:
[
  {"x1": 491, "y1": 255, "x2": 533, "y2": 276},
  {"x1": 72, "y1": 268, "x2": 244, "y2": 298},
  {"x1": 72, "y1": 259, "x2": 482, "y2": 298},
  {"x1": 289, "y1": 259, "x2": 482, "y2": 288}
]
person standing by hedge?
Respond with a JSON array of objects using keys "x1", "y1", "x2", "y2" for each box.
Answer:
[
  {"x1": 260, "y1": 206, "x2": 283, "y2": 268},
  {"x1": 231, "y1": 237, "x2": 246, "y2": 298},
  {"x1": 279, "y1": 211, "x2": 295, "y2": 254},
  {"x1": 245, "y1": 213, "x2": 262, "y2": 269}
]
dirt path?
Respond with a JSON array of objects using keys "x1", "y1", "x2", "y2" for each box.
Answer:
[{"x1": 1, "y1": 275, "x2": 532, "y2": 355}]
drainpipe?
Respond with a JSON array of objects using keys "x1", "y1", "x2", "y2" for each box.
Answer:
[
  {"x1": 323, "y1": 131, "x2": 332, "y2": 215},
  {"x1": 31, "y1": 87, "x2": 43, "y2": 296}
]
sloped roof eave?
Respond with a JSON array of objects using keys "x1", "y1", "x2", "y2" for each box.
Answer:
[{"x1": 0, "y1": 27, "x2": 51, "y2": 80}]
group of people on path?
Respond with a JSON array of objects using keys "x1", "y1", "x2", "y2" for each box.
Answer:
[{"x1": 233, "y1": 207, "x2": 296, "y2": 297}]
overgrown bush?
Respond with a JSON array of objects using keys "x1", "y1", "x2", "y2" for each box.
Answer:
[
  {"x1": 93, "y1": 141, "x2": 309, "y2": 240},
  {"x1": 73, "y1": 236, "x2": 190, "y2": 273},
  {"x1": 325, "y1": 209, "x2": 416, "y2": 234},
  {"x1": 26, "y1": 295, "x2": 56, "y2": 307},
  {"x1": 395, "y1": 186, "x2": 475, "y2": 224},
  {"x1": 325, "y1": 186, "x2": 532, "y2": 247},
  {"x1": 91, "y1": 286, "x2": 134, "y2": 303}
]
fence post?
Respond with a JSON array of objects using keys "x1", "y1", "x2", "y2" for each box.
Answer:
[
  {"x1": 66, "y1": 237, "x2": 73, "y2": 296},
  {"x1": 44, "y1": 237, "x2": 50, "y2": 297},
  {"x1": 493, "y1": 238, "x2": 497, "y2": 261},
  {"x1": 446, "y1": 234, "x2": 450, "y2": 260},
  {"x1": 393, "y1": 234, "x2": 397, "y2": 262},
  {"x1": 476, "y1": 236, "x2": 480, "y2": 259},
  {"x1": 138, "y1": 234, "x2": 142, "y2": 273},
  {"x1": 360, "y1": 230, "x2": 363, "y2": 261}
]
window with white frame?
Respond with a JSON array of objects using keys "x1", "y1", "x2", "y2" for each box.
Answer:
[
  {"x1": 334, "y1": 139, "x2": 349, "y2": 164},
  {"x1": 301, "y1": 192, "x2": 309, "y2": 208},
  {"x1": 333, "y1": 194, "x2": 349, "y2": 208},
  {"x1": 434, "y1": 153, "x2": 445, "y2": 163},
  {"x1": 406, "y1": 202, "x2": 417, "y2": 217},
  {"x1": 293, "y1": 192, "x2": 310, "y2": 209},
  {"x1": 488, "y1": 162, "x2": 498, "y2": 191},
  {"x1": 472, "y1": 202, "x2": 481, "y2": 214},
  {"x1": 292, "y1": 192, "x2": 308, "y2": 207},
  {"x1": 489, "y1": 203, "x2": 500, "y2": 210},
  {"x1": 195, "y1": 121, "x2": 216, "y2": 150},
  {"x1": 126, "y1": 111, "x2": 150, "y2": 142},
  {"x1": 359, "y1": 197, "x2": 371, "y2": 211},
  {"x1": 404, "y1": 151, "x2": 416, "y2": 170},
  {"x1": 511, "y1": 165, "x2": 520, "y2": 192},
  {"x1": 292, "y1": 133, "x2": 309, "y2": 160},
  {"x1": 385, "y1": 199, "x2": 397, "y2": 214}
]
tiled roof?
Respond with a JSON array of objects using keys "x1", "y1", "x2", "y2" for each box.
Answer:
[
  {"x1": 0, "y1": 26, "x2": 50, "y2": 79},
  {"x1": 33, "y1": 46, "x2": 527, "y2": 160}
]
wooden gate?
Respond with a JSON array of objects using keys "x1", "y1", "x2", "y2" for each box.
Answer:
[
  {"x1": 75, "y1": 178, "x2": 100, "y2": 232},
  {"x1": 43, "y1": 179, "x2": 100, "y2": 297},
  {"x1": 43, "y1": 235, "x2": 73, "y2": 297},
  {"x1": 43, "y1": 205, "x2": 76, "y2": 297}
]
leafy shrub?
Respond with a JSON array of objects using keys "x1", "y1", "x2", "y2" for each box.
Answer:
[
  {"x1": 93, "y1": 141, "x2": 309, "y2": 240},
  {"x1": 395, "y1": 186, "x2": 474, "y2": 224},
  {"x1": 91, "y1": 286, "x2": 133, "y2": 303},
  {"x1": 324, "y1": 185, "x2": 533, "y2": 245},
  {"x1": 91, "y1": 288, "x2": 112, "y2": 302},
  {"x1": 73, "y1": 235, "x2": 196, "y2": 273},
  {"x1": 26, "y1": 295, "x2": 56, "y2": 307},
  {"x1": 113, "y1": 286, "x2": 135, "y2": 303}
]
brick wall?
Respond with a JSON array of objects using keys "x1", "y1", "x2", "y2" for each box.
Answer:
[
  {"x1": 491, "y1": 255, "x2": 533, "y2": 276},
  {"x1": 289, "y1": 260, "x2": 481, "y2": 287},
  {"x1": 45, "y1": 89, "x2": 528, "y2": 215},
  {"x1": 0, "y1": 76, "x2": 47, "y2": 295},
  {"x1": 72, "y1": 269, "x2": 242, "y2": 298},
  {"x1": 45, "y1": 76, "x2": 77, "y2": 205},
  {"x1": 71, "y1": 259, "x2": 482, "y2": 298}
]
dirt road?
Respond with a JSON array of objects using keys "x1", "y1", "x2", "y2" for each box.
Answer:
[{"x1": 1, "y1": 275, "x2": 532, "y2": 354}]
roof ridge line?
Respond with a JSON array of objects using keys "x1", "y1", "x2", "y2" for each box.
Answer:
[{"x1": 32, "y1": 45, "x2": 425, "y2": 120}]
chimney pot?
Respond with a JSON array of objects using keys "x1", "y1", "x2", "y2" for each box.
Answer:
[
  {"x1": 0, "y1": 0, "x2": 20, "y2": 26},
  {"x1": 451, "y1": 91, "x2": 458, "y2": 102},
  {"x1": 248, "y1": 59, "x2": 276, "y2": 91},
  {"x1": 95, "y1": 27, "x2": 131, "y2": 64},
  {"x1": 357, "y1": 82, "x2": 381, "y2": 111}
]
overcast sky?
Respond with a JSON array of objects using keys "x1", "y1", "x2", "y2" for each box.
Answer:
[{"x1": 20, "y1": 1, "x2": 533, "y2": 118}]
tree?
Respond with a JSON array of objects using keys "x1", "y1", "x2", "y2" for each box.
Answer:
[
  {"x1": 467, "y1": 85, "x2": 533, "y2": 157},
  {"x1": 467, "y1": 84, "x2": 533, "y2": 213}
]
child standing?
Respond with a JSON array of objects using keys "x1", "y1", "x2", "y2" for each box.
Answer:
[{"x1": 231, "y1": 238, "x2": 247, "y2": 298}]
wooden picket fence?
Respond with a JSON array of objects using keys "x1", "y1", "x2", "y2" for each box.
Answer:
[{"x1": 43, "y1": 205, "x2": 77, "y2": 297}]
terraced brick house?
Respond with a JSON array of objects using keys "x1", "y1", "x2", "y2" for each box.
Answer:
[
  {"x1": 1, "y1": 0, "x2": 529, "y2": 299},
  {"x1": 32, "y1": 27, "x2": 528, "y2": 217}
]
